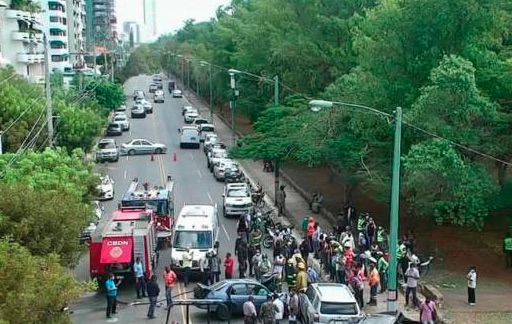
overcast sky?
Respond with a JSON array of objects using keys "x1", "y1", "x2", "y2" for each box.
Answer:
[{"x1": 116, "y1": 0, "x2": 232, "y2": 37}]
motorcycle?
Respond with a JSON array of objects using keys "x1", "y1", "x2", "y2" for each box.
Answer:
[{"x1": 263, "y1": 228, "x2": 276, "y2": 249}]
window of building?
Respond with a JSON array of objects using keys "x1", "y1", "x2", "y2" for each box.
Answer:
[
  {"x1": 52, "y1": 55, "x2": 65, "y2": 62},
  {"x1": 50, "y1": 16, "x2": 60, "y2": 23}
]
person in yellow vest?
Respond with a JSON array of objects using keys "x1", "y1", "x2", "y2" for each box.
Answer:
[
  {"x1": 376, "y1": 226, "x2": 388, "y2": 251},
  {"x1": 295, "y1": 262, "x2": 308, "y2": 292},
  {"x1": 503, "y1": 233, "x2": 512, "y2": 268},
  {"x1": 356, "y1": 214, "x2": 367, "y2": 234}
]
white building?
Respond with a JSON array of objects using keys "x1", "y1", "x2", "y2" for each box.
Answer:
[
  {"x1": 37, "y1": 0, "x2": 71, "y2": 72},
  {"x1": 66, "y1": 0, "x2": 86, "y2": 69},
  {"x1": 0, "y1": 2, "x2": 45, "y2": 83}
]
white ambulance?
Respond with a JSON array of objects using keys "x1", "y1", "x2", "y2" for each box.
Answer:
[{"x1": 170, "y1": 204, "x2": 219, "y2": 273}]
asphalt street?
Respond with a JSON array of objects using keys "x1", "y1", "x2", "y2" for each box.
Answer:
[{"x1": 71, "y1": 75, "x2": 265, "y2": 324}]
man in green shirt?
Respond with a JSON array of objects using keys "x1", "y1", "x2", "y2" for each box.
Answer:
[{"x1": 377, "y1": 252, "x2": 388, "y2": 293}]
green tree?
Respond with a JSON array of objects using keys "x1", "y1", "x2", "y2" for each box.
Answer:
[
  {"x1": 0, "y1": 239, "x2": 83, "y2": 323},
  {"x1": 82, "y1": 78, "x2": 124, "y2": 113},
  {"x1": 403, "y1": 139, "x2": 498, "y2": 229},
  {"x1": 0, "y1": 182, "x2": 94, "y2": 266},
  {"x1": 0, "y1": 148, "x2": 98, "y2": 202}
]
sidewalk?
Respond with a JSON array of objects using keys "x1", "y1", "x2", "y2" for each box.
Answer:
[{"x1": 176, "y1": 81, "x2": 420, "y2": 320}]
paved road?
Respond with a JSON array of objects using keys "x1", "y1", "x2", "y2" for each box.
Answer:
[{"x1": 71, "y1": 75, "x2": 270, "y2": 324}]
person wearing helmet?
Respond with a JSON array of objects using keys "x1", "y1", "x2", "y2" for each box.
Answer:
[
  {"x1": 285, "y1": 258, "x2": 297, "y2": 286},
  {"x1": 295, "y1": 262, "x2": 307, "y2": 292},
  {"x1": 250, "y1": 227, "x2": 263, "y2": 248}
]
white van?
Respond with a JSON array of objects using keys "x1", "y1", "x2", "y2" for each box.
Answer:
[
  {"x1": 170, "y1": 204, "x2": 219, "y2": 273},
  {"x1": 198, "y1": 124, "x2": 215, "y2": 142},
  {"x1": 180, "y1": 126, "x2": 200, "y2": 148}
]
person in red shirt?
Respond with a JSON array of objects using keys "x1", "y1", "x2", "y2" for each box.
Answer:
[
  {"x1": 224, "y1": 252, "x2": 234, "y2": 279},
  {"x1": 344, "y1": 244, "x2": 355, "y2": 269},
  {"x1": 307, "y1": 217, "x2": 316, "y2": 250}
]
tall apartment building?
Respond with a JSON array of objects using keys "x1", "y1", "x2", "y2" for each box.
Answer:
[
  {"x1": 85, "y1": 0, "x2": 117, "y2": 53},
  {"x1": 66, "y1": 0, "x2": 86, "y2": 68},
  {"x1": 122, "y1": 21, "x2": 139, "y2": 47},
  {"x1": 142, "y1": 0, "x2": 156, "y2": 42},
  {"x1": 0, "y1": 1, "x2": 45, "y2": 83}
]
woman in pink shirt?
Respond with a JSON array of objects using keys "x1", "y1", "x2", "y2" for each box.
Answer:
[{"x1": 419, "y1": 296, "x2": 437, "y2": 324}]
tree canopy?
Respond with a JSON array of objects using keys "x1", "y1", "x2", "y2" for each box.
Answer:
[{"x1": 139, "y1": 0, "x2": 512, "y2": 228}]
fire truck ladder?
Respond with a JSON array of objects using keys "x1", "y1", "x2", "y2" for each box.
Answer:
[
  {"x1": 133, "y1": 234, "x2": 145, "y2": 266},
  {"x1": 127, "y1": 177, "x2": 140, "y2": 194}
]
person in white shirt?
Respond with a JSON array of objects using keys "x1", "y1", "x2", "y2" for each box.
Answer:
[
  {"x1": 404, "y1": 263, "x2": 420, "y2": 308},
  {"x1": 182, "y1": 247, "x2": 194, "y2": 286},
  {"x1": 272, "y1": 293, "x2": 284, "y2": 323},
  {"x1": 243, "y1": 295, "x2": 257, "y2": 324},
  {"x1": 467, "y1": 266, "x2": 477, "y2": 305}
]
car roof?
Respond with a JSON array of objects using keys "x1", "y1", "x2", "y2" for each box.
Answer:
[
  {"x1": 130, "y1": 138, "x2": 152, "y2": 142},
  {"x1": 99, "y1": 138, "x2": 115, "y2": 143},
  {"x1": 226, "y1": 183, "x2": 247, "y2": 189},
  {"x1": 311, "y1": 283, "x2": 357, "y2": 303}
]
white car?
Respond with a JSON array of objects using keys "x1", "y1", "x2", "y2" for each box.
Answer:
[
  {"x1": 97, "y1": 175, "x2": 115, "y2": 201},
  {"x1": 203, "y1": 134, "x2": 218, "y2": 153},
  {"x1": 143, "y1": 102, "x2": 153, "y2": 114},
  {"x1": 115, "y1": 104, "x2": 126, "y2": 112},
  {"x1": 184, "y1": 110, "x2": 199, "y2": 123},
  {"x1": 172, "y1": 89, "x2": 183, "y2": 98},
  {"x1": 207, "y1": 148, "x2": 228, "y2": 170},
  {"x1": 182, "y1": 105, "x2": 195, "y2": 116},
  {"x1": 112, "y1": 114, "x2": 130, "y2": 131},
  {"x1": 222, "y1": 183, "x2": 253, "y2": 217},
  {"x1": 199, "y1": 124, "x2": 215, "y2": 142},
  {"x1": 214, "y1": 160, "x2": 238, "y2": 181}
]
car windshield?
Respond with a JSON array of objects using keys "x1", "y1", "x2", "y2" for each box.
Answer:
[
  {"x1": 201, "y1": 126, "x2": 214, "y2": 132},
  {"x1": 98, "y1": 142, "x2": 115, "y2": 149},
  {"x1": 213, "y1": 151, "x2": 227, "y2": 158},
  {"x1": 320, "y1": 302, "x2": 358, "y2": 315},
  {"x1": 173, "y1": 230, "x2": 212, "y2": 249},
  {"x1": 114, "y1": 117, "x2": 125, "y2": 121},
  {"x1": 228, "y1": 189, "x2": 248, "y2": 198}
]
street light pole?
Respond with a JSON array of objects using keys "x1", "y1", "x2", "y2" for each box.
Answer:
[
  {"x1": 201, "y1": 61, "x2": 214, "y2": 122},
  {"x1": 229, "y1": 70, "x2": 237, "y2": 147},
  {"x1": 387, "y1": 106, "x2": 402, "y2": 313},
  {"x1": 273, "y1": 75, "x2": 280, "y2": 205},
  {"x1": 43, "y1": 33, "x2": 54, "y2": 146},
  {"x1": 187, "y1": 60, "x2": 191, "y2": 91}
]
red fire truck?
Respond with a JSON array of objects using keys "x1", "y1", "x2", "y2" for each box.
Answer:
[
  {"x1": 89, "y1": 206, "x2": 158, "y2": 284},
  {"x1": 120, "y1": 175, "x2": 175, "y2": 243}
]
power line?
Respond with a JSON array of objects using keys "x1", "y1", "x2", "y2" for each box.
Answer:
[{"x1": 1, "y1": 94, "x2": 45, "y2": 134}]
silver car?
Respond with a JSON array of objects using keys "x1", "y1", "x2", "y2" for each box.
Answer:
[
  {"x1": 95, "y1": 138, "x2": 119, "y2": 163},
  {"x1": 120, "y1": 139, "x2": 167, "y2": 155}
]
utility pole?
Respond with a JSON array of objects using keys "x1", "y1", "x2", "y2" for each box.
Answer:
[
  {"x1": 273, "y1": 75, "x2": 280, "y2": 205},
  {"x1": 43, "y1": 33, "x2": 54, "y2": 146},
  {"x1": 111, "y1": 52, "x2": 115, "y2": 82},
  {"x1": 208, "y1": 64, "x2": 213, "y2": 122},
  {"x1": 387, "y1": 106, "x2": 403, "y2": 313},
  {"x1": 229, "y1": 71, "x2": 237, "y2": 147},
  {"x1": 0, "y1": 131, "x2": 3, "y2": 154}
]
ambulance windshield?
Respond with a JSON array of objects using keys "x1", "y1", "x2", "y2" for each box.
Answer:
[{"x1": 173, "y1": 230, "x2": 212, "y2": 249}]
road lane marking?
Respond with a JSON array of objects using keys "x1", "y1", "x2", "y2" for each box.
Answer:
[
  {"x1": 189, "y1": 153, "x2": 194, "y2": 161},
  {"x1": 123, "y1": 170, "x2": 127, "y2": 179},
  {"x1": 197, "y1": 170, "x2": 202, "y2": 179},
  {"x1": 129, "y1": 130, "x2": 132, "y2": 136},
  {"x1": 207, "y1": 192, "x2": 214, "y2": 204},
  {"x1": 125, "y1": 155, "x2": 129, "y2": 161},
  {"x1": 222, "y1": 224, "x2": 230, "y2": 241}
]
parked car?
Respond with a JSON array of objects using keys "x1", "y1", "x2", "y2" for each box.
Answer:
[
  {"x1": 156, "y1": 82, "x2": 163, "y2": 90},
  {"x1": 205, "y1": 141, "x2": 227, "y2": 156},
  {"x1": 222, "y1": 182, "x2": 252, "y2": 217},
  {"x1": 154, "y1": 90, "x2": 165, "y2": 103},
  {"x1": 172, "y1": 89, "x2": 183, "y2": 98},
  {"x1": 192, "y1": 118, "x2": 209, "y2": 127},
  {"x1": 80, "y1": 222, "x2": 97, "y2": 243},
  {"x1": 203, "y1": 133, "x2": 219, "y2": 153},
  {"x1": 182, "y1": 105, "x2": 195, "y2": 116},
  {"x1": 96, "y1": 175, "x2": 115, "y2": 201},
  {"x1": 143, "y1": 101, "x2": 153, "y2": 114},
  {"x1": 149, "y1": 83, "x2": 158, "y2": 93},
  {"x1": 120, "y1": 139, "x2": 167, "y2": 155},
  {"x1": 112, "y1": 114, "x2": 130, "y2": 131},
  {"x1": 114, "y1": 104, "x2": 126, "y2": 112},
  {"x1": 199, "y1": 124, "x2": 215, "y2": 142},
  {"x1": 184, "y1": 110, "x2": 199, "y2": 123},
  {"x1": 131, "y1": 104, "x2": 146, "y2": 118},
  {"x1": 214, "y1": 160, "x2": 239, "y2": 181},
  {"x1": 94, "y1": 138, "x2": 119, "y2": 163},
  {"x1": 207, "y1": 148, "x2": 228, "y2": 169},
  {"x1": 105, "y1": 123, "x2": 122, "y2": 136},
  {"x1": 193, "y1": 279, "x2": 286, "y2": 320},
  {"x1": 299, "y1": 283, "x2": 363, "y2": 324}
]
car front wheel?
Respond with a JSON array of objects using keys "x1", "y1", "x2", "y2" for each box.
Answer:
[
  {"x1": 128, "y1": 149, "x2": 135, "y2": 156},
  {"x1": 155, "y1": 148, "x2": 163, "y2": 154}
]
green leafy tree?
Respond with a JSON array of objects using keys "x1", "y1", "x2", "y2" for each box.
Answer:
[
  {"x1": 0, "y1": 148, "x2": 98, "y2": 202},
  {"x1": 0, "y1": 182, "x2": 94, "y2": 266},
  {"x1": 403, "y1": 139, "x2": 498, "y2": 229},
  {"x1": 0, "y1": 239, "x2": 83, "y2": 323},
  {"x1": 82, "y1": 78, "x2": 124, "y2": 113}
]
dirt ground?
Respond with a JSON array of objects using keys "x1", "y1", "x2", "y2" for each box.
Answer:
[{"x1": 218, "y1": 108, "x2": 512, "y2": 321}]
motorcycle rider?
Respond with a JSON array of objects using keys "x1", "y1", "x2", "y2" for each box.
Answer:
[{"x1": 258, "y1": 254, "x2": 273, "y2": 278}]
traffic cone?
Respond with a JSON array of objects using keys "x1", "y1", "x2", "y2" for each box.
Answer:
[
  {"x1": 150, "y1": 153, "x2": 154, "y2": 161},
  {"x1": 173, "y1": 152, "x2": 177, "y2": 162}
]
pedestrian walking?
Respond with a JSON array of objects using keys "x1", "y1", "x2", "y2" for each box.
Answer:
[
  {"x1": 146, "y1": 275, "x2": 160, "y2": 319},
  {"x1": 199, "y1": 253, "x2": 210, "y2": 285},
  {"x1": 163, "y1": 267, "x2": 177, "y2": 309},
  {"x1": 105, "y1": 273, "x2": 121, "y2": 318},
  {"x1": 273, "y1": 293, "x2": 285, "y2": 323},
  {"x1": 209, "y1": 249, "x2": 222, "y2": 284},
  {"x1": 287, "y1": 288, "x2": 300, "y2": 324},
  {"x1": 405, "y1": 263, "x2": 420, "y2": 308},
  {"x1": 419, "y1": 296, "x2": 437, "y2": 324},
  {"x1": 243, "y1": 295, "x2": 258, "y2": 324},
  {"x1": 276, "y1": 185, "x2": 286, "y2": 217},
  {"x1": 133, "y1": 257, "x2": 146, "y2": 299},
  {"x1": 224, "y1": 252, "x2": 234, "y2": 279},
  {"x1": 367, "y1": 263, "x2": 380, "y2": 306},
  {"x1": 377, "y1": 252, "x2": 388, "y2": 293},
  {"x1": 467, "y1": 266, "x2": 477, "y2": 305}
]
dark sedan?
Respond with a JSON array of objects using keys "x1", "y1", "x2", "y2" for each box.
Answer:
[{"x1": 193, "y1": 279, "x2": 285, "y2": 320}]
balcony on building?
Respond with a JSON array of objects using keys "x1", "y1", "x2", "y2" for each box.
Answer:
[
  {"x1": 48, "y1": 1, "x2": 66, "y2": 13},
  {"x1": 49, "y1": 16, "x2": 67, "y2": 31},
  {"x1": 50, "y1": 40, "x2": 68, "y2": 56},
  {"x1": 11, "y1": 30, "x2": 44, "y2": 43},
  {"x1": 4, "y1": 9, "x2": 31, "y2": 20},
  {"x1": 51, "y1": 54, "x2": 72, "y2": 72},
  {"x1": 17, "y1": 52, "x2": 45, "y2": 64},
  {"x1": 49, "y1": 29, "x2": 67, "y2": 43}
]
